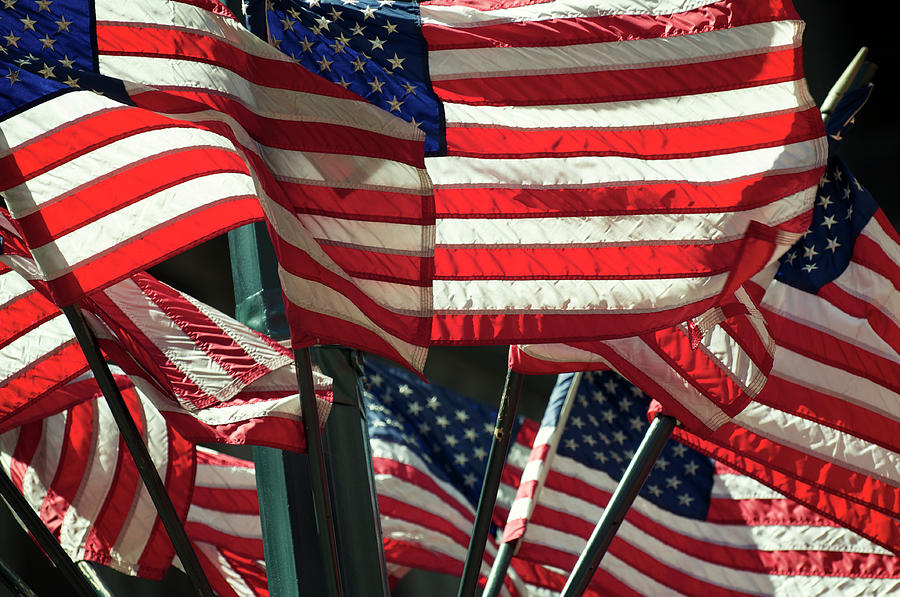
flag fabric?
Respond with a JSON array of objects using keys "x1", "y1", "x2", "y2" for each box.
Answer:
[
  {"x1": 361, "y1": 356, "x2": 539, "y2": 594},
  {"x1": 509, "y1": 286, "x2": 775, "y2": 434},
  {"x1": 669, "y1": 83, "x2": 900, "y2": 555},
  {"x1": 0, "y1": 212, "x2": 333, "y2": 451},
  {"x1": 258, "y1": 0, "x2": 827, "y2": 346},
  {"x1": 0, "y1": 382, "x2": 270, "y2": 596},
  {"x1": 502, "y1": 370, "x2": 900, "y2": 596},
  {"x1": 0, "y1": 374, "x2": 195, "y2": 579},
  {"x1": 0, "y1": 0, "x2": 433, "y2": 372}
]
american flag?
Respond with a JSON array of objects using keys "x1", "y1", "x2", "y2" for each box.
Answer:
[
  {"x1": 502, "y1": 371, "x2": 900, "y2": 595},
  {"x1": 260, "y1": 0, "x2": 827, "y2": 346},
  {"x1": 509, "y1": 285, "x2": 775, "y2": 434},
  {"x1": 0, "y1": 0, "x2": 433, "y2": 372},
  {"x1": 0, "y1": 385, "x2": 270, "y2": 597},
  {"x1": 673, "y1": 83, "x2": 900, "y2": 555},
  {"x1": 361, "y1": 356, "x2": 539, "y2": 594},
  {"x1": 0, "y1": 211, "x2": 333, "y2": 451}
]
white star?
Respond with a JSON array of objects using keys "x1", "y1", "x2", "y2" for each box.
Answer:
[
  {"x1": 801, "y1": 263, "x2": 818, "y2": 273},
  {"x1": 603, "y1": 379, "x2": 619, "y2": 394},
  {"x1": 646, "y1": 484, "x2": 662, "y2": 497},
  {"x1": 671, "y1": 444, "x2": 688, "y2": 458},
  {"x1": 427, "y1": 396, "x2": 440, "y2": 410},
  {"x1": 386, "y1": 95, "x2": 403, "y2": 112},
  {"x1": 629, "y1": 416, "x2": 645, "y2": 431},
  {"x1": 564, "y1": 438, "x2": 579, "y2": 450},
  {"x1": 570, "y1": 416, "x2": 585, "y2": 429},
  {"x1": 445, "y1": 434, "x2": 458, "y2": 447},
  {"x1": 435, "y1": 415, "x2": 450, "y2": 428},
  {"x1": 464, "y1": 428, "x2": 477, "y2": 441},
  {"x1": 368, "y1": 75, "x2": 385, "y2": 94},
  {"x1": 473, "y1": 447, "x2": 487, "y2": 460},
  {"x1": 369, "y1": 35, "x2": 386, "y2": 51},
  {"x1": 824, "y1": 237, "x2": 841, "y2": 253},
  {"x1": 655, "y1": 457, "x2": 670, "y2": 471},
  {"x1": 360, "y1": 4, "x2": 377, "y2": 19},
  {"x1": 407, "y1": 401, "x2": 423, "y2": 415},
  {"x1": 665, "y1": 475, "x2": 682, "y2": 490},
  {"x1": 817, "y1": 194, "x2": 833, "y2": 209},
  {"x1": 803, "y1": 245, "x2": 818, "y2": 260},
  {"x1": 582, "y1": 434, "x2": 596, "y2": 447},
  {"x1": 463, "y1": 473, "x2": 477, "y2": 486},
  {"x1": 611, "y1": 430, "x2": 627, "y2": 445},
  {"x1": 821, "y1": 214, "x2": 837, "y2": 230},
  {"x1": 369, "y1": 373, "x2": 383, "y2": 386},
  {"x1": 617, "y1": 396, "x2": 632, "y2": 412},
  {"x1": 398, "y1": 384, "x2": 413, "y2": 396},
  {"x1": 683, "y1": 461, "x2": 699, "y2": 476},
  {"x1": 594, "y1": 451, "x2": 608, "y2": 464},
  {"x1": 677, "y1": 493, "x2": 695, "y2": 507},
  {"x1": 455, "y1": 409, "x2": 469, "y2": 422},
  {"x1": 316, "y1": 55, "x2": 334, "y2": 71}
]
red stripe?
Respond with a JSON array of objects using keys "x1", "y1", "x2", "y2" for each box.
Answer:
[
  {"x1": 432, "y1": 49, "x2": 801, "y2": 107},
  {"x1": 422, "y1": 0, "x2": 796, "y2": 49},
  {"x1": 0, "y1": 342, "x2": 89, "y2": 433},
  {"x1": 815, "y1": 282, "x2": 900, "y2": 353},
  {"x1": 83, "y1": 386, "x2": 144, "y2": 562},
  {"x1": 509, "y1": 555, "x2": 637, "y2": 597},
  {"x1": 190, "y1": 486, "x2": 259, "y2": 516},
  {"x1": 445, "y1": 108, "x2": 823, "y2": 160},
  {"x1": 183, "y1": 522, "x2": 264, "y2": 560},
  {"x1": 43, "y1": 197, "x2": 261, "y2": 306},
  {"x1": 15, "y1": 147, "x2": 252, "y2": 248},
  {"x1": 372, "y1": 457, "x2": 474, "y2": 524},
  {"x1": 319, "y1": 244, "x2": 432, "y2": 287},
  {"x1": 0, "y1": 291, "x2": 60, "y2": 349},
  {"x1": 437, "y1": 241, "x2": 751, "y2": 280},
  {"x1": 159, "y1": 410, "x2": 307, "y2": 453},
  {"x1": 855, "y1": 234, "x2": 900, "y2": 291},
  {"x1": 379, "y1": 495, "x2": 472, "y2": 547},
  {"x1": 132, "y1": 275, "x2": 278, "y2": 388},
  {"x1": 706, "y1": 496, "x2": 837, "y2": 527},
  {"x1": 763, "y1": 308, "x2": 900, "y2": 396},
  {"x1": 433, "y1": 171, "x2": 821, "y2": 217},
  {"x1": 432, "y1": 296, "x2": 719, "y2": 345},
  {"x1": 40, "y1": 401, "x2": 95, "y2": 541},
  {"x1": 675, "y1": 426, "x2": 900, "y2": 555},
  {"x1": 8, "y1": 420, "x2": 43, "y2": 489}
]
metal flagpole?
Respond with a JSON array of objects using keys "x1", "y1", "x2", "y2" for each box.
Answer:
[
  {"x1": 62, "y1": 305, "x2": 216, "y2": 597},
  {"x1": 482, "y1": 371, "x2": 584, "y2": 597},
  {"x1": 560, "y1": 414, "x2": 678, "y2": 597},
  {"x1": 0, "y1": 556, "x2": 37, "y2": 597},
  {"x1": 820, "y1": 46, "x2": 869, "y2": 121},
  {"x1": 457, "y1": 367, "x2": 525, "y2": 597},
  {"x1": 0, "y1": 470, "x2": 99, "y2": 597}
]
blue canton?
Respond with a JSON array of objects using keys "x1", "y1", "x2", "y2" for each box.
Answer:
[
  {"x1": 0, "y1": 0, "x2": 127, "y2": 119},
  {"x1": 554, "y1": 371, "x2": 715, "y2": 519},
  {"x1": 361, "y1": 357, "x2": 523, "y2": 509},
  {"x1": 775, "y1": 84, "x2": 878, "y2": 293},
  {"x1": 255, "y1": 0, "x2": 445, "y2": 153}
]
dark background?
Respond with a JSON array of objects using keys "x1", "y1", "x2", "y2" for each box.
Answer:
[{"x1": 2, "y1": 2, "x2": 897, "y2": 595}]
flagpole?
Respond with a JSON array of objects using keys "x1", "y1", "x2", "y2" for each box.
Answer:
[
  {"x1": 294, "y1": 346, "x2": 343, "y2": 597},
  {"x1": 62, "y1": 305, "x2": 216, "y2": 597},
  {"x1": 482, "y1": 371, "x2": 584, "y2": 597},
  {"x1": 0, "y1": 470, "x2": 99, "y2": 597},
  {"x1": 559, "y1": 414, "x2": 677, "y2": 597},
  {"x1": 820, "y1": 46, "x2": 869, "y2": 121},
  {"x1": 0, "y1": 556, "x2": 37, "y2": 597},
  {"x1": 457, "y1": 368, "x2": 525, "y2": 597}
]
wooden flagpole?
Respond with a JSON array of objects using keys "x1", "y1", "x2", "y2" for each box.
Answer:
[
  {"x1": 62, "y1": 305, "x2": 216, "y2": 597},
  {"x1": 457, "y1": 367, "x2": 525, "y2": 597},
  {"x1": 0, "y1": 469, "x2": 99, "y2": 597}
]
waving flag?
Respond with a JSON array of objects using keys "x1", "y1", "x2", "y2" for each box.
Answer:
[
  {"x1": 509, "y1": 286, "x2": 775, "y2": 434},
  {"x1": 0, "y1": 212, "x2": 332, "y2": 451},
  {"x1": 0, "y1": 0, "x2": 433, "y2": 371},
  {"x1": 361, "y1": 356, "x2": 538, "y2": 593},
  {"x1": 1, "y1": 387, "x2": 270, "y2": 596},
  {"x1": 259, "y1": 0, "x2": 827, "y2": 346},
  {"x1": 502, "y1": 371, "x2": 900, "y2": 595},
  {"x1": 671, "y1": 84, "x2": 900, "y2": 555}
]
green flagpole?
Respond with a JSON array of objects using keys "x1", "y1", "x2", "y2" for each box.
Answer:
[{"x1": 228, "y1": 223, "x2": 390, "y2": 596}]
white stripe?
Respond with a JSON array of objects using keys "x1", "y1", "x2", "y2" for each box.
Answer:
[
  {"x1": 0, "y1": 428, "x2": 20, "y2": 473},
  {"x1": 279, "y1": 268, "x2": 427, "y2": 371},
  {"x1": 429, "y1": 21, "x2": 798, "y2": 79},
  {"x1": 195, "y1": 461, "x2": 257, "y2": 492},
  {"x1": 193, "y1": 542, "x2": 257, "y2": 597},
  {"x1": 0, "y1": 269, "x2": 35, "y2": 308},
  {"x1": 434, "y1": 274, "x2": 725, "y2": 314},
  {"x1": 437, "y1": 191, "x2": 812, "y2": 245},
  {"x1": 834, "y1": 261, "x2": 900, "y2": 334},
  {"x1": 111, "y1": 394, "x2": 172, "y2": 570},
  {"x1": 426, "y1": 140, "x2": 824, "y2": 188},
  {"x1": 303, "y1": 214, "x2": 432, "y2": 254},
  {"x1": 60, "y1": 400, "x2": 118, "y2": 560},
  {"x1": 187, "y1": 505, "x2": 262, "y2": 540},
  {"x1": 181, "y1": 294, "x2": 293, "y2": 375},
  {"x1": 443, "y1": 80, "x2": 812, "y2": 129},
  {"x1": 710, "y1": 471, "x2": 784, "y2": 501},
  {"x1": 99, "y1": 279, "x2": 246, "y2": 402},
  {"x1": 0, "y1": 92, "x2": 122, "y2": 152},
  {"x1": 0, "y1": 315, "x2": 75, "y2": 382},
  {"x1": 27, "y1": 170, "x2": 256, "y2": 280},
  {"x1": 518, "y1": 344, "x2": 609, "y2": 367},
  {"x1": 773, "y1": 347, "x2": 900, "y2": 424},
  {"x1": 420, "y1": 0, "x2": 720, "y2": 27},
  {"x1": 763, "y1": 280, "x2": 899, "y2": 364},
  {"x1": 20, "y1": 413, "x2": 67, "y2": 515},
  {"x1": 262, "y1": 146, "x2": 430, "y2": 194},
  {"x1": 864, "y1": 215, "x2": 900, "y2": 260},
  {"x1": 4, "y1": 126, "x2": 243, "y2": 217},
  {"x1": 734, "y1": 402, "x2": 900, "y2": 487},
  {"x1": 100, "y1": 54, "x2": 424, "y2": 143}
]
